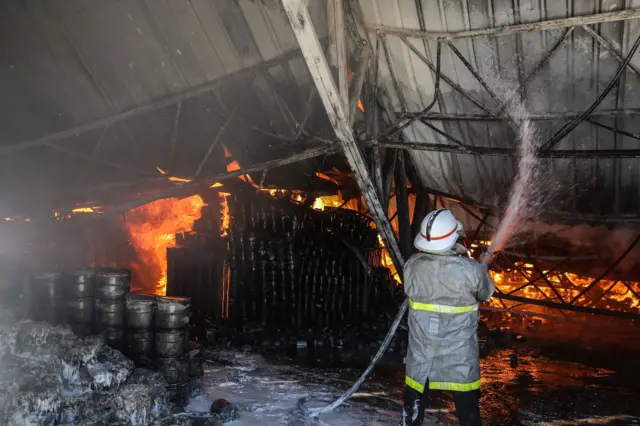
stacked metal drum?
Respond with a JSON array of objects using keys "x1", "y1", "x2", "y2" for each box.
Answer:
[
  {"x1": 63, "y1": 269, "x2": 96, "y2": 336},
  {"x1": 94, "y1": 268, "x2": 131, "y2": 351},
  {"x1": 30, "y1": 271, "x2": 64, "y2": 325},
  {"x1": 28, "y1": 267, "x2": 202, "y2": 385},
  {"x1": 124, "y1": 293, "x2": 156, "y2": 367},
  {"x1": 154, "y1": 297, "x2": 192, "y2": 386}
]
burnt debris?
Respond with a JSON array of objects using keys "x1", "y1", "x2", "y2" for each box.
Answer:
[{"x1": 167, "y1": 188, "x2": 402, "y2": 348}]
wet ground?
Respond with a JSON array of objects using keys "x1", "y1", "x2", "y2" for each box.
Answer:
[{"x1": 186, "y1": 340, "x2": 640, "y2": 425}]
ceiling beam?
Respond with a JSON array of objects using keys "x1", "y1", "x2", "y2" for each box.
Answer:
[
  {"x1": 399, "y1": 36, "x2": 492, "y2": 114},
  {"x1": 0, "y1": 43, "x2": 313, "y2": 156},
  {"x1": 372, "y1": 140, "x2": 640, "y2": 158},
  {"x1": 581, "y1": 24, "x2": 640, "y2": 80},
  {"x1": 281, "y1": 0, "x2": 403, "y2": 271},
  {"x1": 401, "y1": 109, "x2": 640, "y2": 121},
  {"x1": 101, "y1": 142, "x2": 339, "y2": 217},
  {"x1": 327, "y1": 0, "x2": 349, "y2": 112},
  {"x1": 365, "y1": 8, "x2": 640, "y2": 40},
  {"x1": 349, "y1": 44, "x2": 371, "y2": 124}
]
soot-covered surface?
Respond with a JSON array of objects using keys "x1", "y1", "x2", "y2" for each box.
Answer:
[
  {"x1": 188, "y1": 344, "x2": 640, "y2": 425},
  {"x1": 0, "y1": 312, "x2": 177, "y2": 425}
]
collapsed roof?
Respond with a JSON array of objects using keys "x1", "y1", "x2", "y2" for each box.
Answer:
[{"x1": 2, "y1": 0, "x2": 640, "y2": 242}]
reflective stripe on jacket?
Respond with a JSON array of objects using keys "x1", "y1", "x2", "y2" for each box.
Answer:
[{"x1": 403, "y1": 251, "x2": 495, "y2": 393}]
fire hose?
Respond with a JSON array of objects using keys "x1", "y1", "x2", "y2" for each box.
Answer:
[{"x1": 295, "y1": 38, "x2": 446, "y2": 422}]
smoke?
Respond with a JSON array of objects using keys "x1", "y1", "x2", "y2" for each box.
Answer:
[{"x1": 519, "y1": 220, "x2": 640, "y2": 275}]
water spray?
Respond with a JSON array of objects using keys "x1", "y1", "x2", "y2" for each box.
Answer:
[{"x1": 295, "y1": 43, "x2": 547, "y2": 426}]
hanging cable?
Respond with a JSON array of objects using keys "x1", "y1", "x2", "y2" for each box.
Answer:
[{"x1": 540, "y1": 32, "x2": 640, "y2": 151}]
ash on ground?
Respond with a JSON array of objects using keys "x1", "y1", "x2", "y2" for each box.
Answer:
[{"x1": 0, "y1": 311, "x2": 178, "y2": 425}]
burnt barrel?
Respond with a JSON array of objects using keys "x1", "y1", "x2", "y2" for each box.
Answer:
[
  {"x1": 125, "y1": 293, "x2": 156, "y2": 329},
  {"x1": 66, "y1": 297, "x2": 95, "y2": 325},
  {"x1": 101, "y1": 327, "x2": 125, "y2": 351},
  {"x1": 155, "y1": 329, "x2": 188, "y2": 357},
  {"x1": 156, "y1": 356, "x2": 189, "y2": 386},
  {"x1": 30, "y1": 271, "x2": 64, "y2": 324},
  {"x1": 96, "y1": 299, "x2": 125, "y2": 327},
  {"x1": 64, "y1": 269, "x2": 95, "y2": 298},
  {"x1": 95, "y1": 268, "x2": 131, "y2": 300},
  {"x1": 155, "y1": 296, "x2": 191, "y2": 329},
  {"x1": 127, "y1": 329, "x2": 154, "y2": 359}
]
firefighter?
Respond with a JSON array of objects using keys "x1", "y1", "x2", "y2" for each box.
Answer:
[{"x1": 400, "y1": 209, "x2": 495, "y2": 426}]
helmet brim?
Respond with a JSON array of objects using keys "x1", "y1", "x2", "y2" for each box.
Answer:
[{"x1": 413, "y1": 232, "x2": 458, "y2": 253}]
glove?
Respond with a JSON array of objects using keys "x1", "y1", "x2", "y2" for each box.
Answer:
[{"x1": 479, "y1": 250, "x2": 494, "y2": 265}]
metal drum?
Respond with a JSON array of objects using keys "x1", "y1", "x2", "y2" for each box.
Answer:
[
  {"x1": 155, "y1": 297, "x2": 191, "y2": 329},
  {"x1": 155, "y1": 329, "x2": 188, "y2": 357},
  {"x1": 125, "y1": 293, "x2": 156, "y2": 329},
  {"x1": 64, "y1": 269, "x2": 95, "y2": 298},
  {"x1": 30, "y1": 272, "x2": 63, "y2": 323},
  {"x1": 96, "y1": 299, "x2": 125, "y2": 327},
  {"x1": 70, "y1": 323, "x2": 93, "y2": 337},
  {"x1": 126, "y1": 329, "x2": 154, "y2": 358},
  {"x1": 102, "y1": 327, "x2": 125, "y2": 351},
  {"x1": 188, "y1": 350, "x2": 204, "y2": 377},
  {"x1": 66, "y1": 297, "x2": 94, "y2": 324},
  {"x1": 156, "y1": 356, "x2": 189, "y2": 385},
  {"x1": 95, "y1": 268, "x2": 131, "y2": 300}
]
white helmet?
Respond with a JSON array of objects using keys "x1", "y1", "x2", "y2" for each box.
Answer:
[{"x1": 414, "y1": 209, "x2": 460, "y2": 253}]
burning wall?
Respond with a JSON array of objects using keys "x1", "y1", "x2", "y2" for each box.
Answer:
[{"x1": 124, "y1": 195, "x2": 205, "y2": 295}]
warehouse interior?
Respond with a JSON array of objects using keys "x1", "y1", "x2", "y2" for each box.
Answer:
[{"x1": 2, "y1": 0, "x2": 640, "y2": 424}]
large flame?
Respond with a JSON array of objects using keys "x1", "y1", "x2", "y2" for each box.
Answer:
[
  {"x1": 312, "y1": 194, "x2": 361, "y2": 212},
  {"x1": 125, "y1": 195, "x2": 205, "y2": 295},
  {"x1": 488, "y1": 260, "x2": 640, "y2": 315}
]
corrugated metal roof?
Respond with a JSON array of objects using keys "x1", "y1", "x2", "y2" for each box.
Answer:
[
  {"x1": 0, "y1": 0, "x2": 332, "y2": 216},
  {"x1": 359, "y1": 0, "x2": 640, "y2": 223}
]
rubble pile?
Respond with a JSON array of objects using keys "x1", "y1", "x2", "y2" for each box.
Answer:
[{"x1": 0, "y1": 316, "x2": 177, "y2": 425}]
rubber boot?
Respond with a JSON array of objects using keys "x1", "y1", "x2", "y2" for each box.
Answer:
[
  {"x1": 452, "y1": 390, "x2": 482, "y2": 426},
  {"x1": 400, "y1": 384, "x2": 426, "y2": 426}
]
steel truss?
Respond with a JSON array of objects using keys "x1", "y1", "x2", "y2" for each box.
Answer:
[
  {"x1": 460, "y1": 209, "x2": 640, "y2": 320},
  {"x1": 366, "y1": 8, "x2": 640, "y2": 159}
]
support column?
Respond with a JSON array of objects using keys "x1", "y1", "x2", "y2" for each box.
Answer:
[
  {"x1": 395, "y1": 151, "x2": 412, "y2": 258},
  {"x1": 327, "y1": 0, "x2": 349, "y2": 112},
  {"x1": 282, "y1": 0, "x2": 404, "y2": 270}
]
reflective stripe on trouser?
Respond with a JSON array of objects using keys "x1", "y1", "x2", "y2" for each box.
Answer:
[
  {"x1": 405, "y1": 376, "x2": 481, "y2": 393},
  {"x1": 408, "y1": 298, "x2": 478, "y2": 314}
]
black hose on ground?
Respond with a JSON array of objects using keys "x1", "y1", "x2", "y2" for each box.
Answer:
[{"x1": 298, "y1": 298, "x2": 409, "y2": 418}]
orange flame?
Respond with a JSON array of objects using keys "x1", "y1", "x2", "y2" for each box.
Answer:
[
  {"x1": 315, "y1": 172, "x2": 340, "y2": 185},
  {"x1": 488, "y1": 267, "x2": 640, "y2": 315},
  {"x1": 72, "y1": 207, "x2": 96, "y2": 213},
  {"x1": 222, "y1": 143, "x2": 233, "y2": 158},
  {"x1": 168, "y1": 176, "x2": 192, "y2": 183},
  {"x1": 377, "y1": 234, "x2": 401, "y2": 284},
  {"x1": 219, "y1": 193, "x2": 230, "y2": 237},
  {"x1": 311, "y1": 194, "x2": 360, "y2": 212},
  {"x1": 358, "y1": 99, "x2": 365, "y2": 112},
  {"x1": 125, "y1": 195, "x2": 205, "y2": 295}
]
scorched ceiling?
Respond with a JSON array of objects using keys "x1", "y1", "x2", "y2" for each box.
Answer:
[
  {"x1": 360, "y1": 0, "x2": 640, "y2": 224},
  {"x1": 0, "y1": 0, "x2": 336, "y2": 217},
  {"x1": 3, "y1": 0, "x2": 640, "y2": 234}
]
